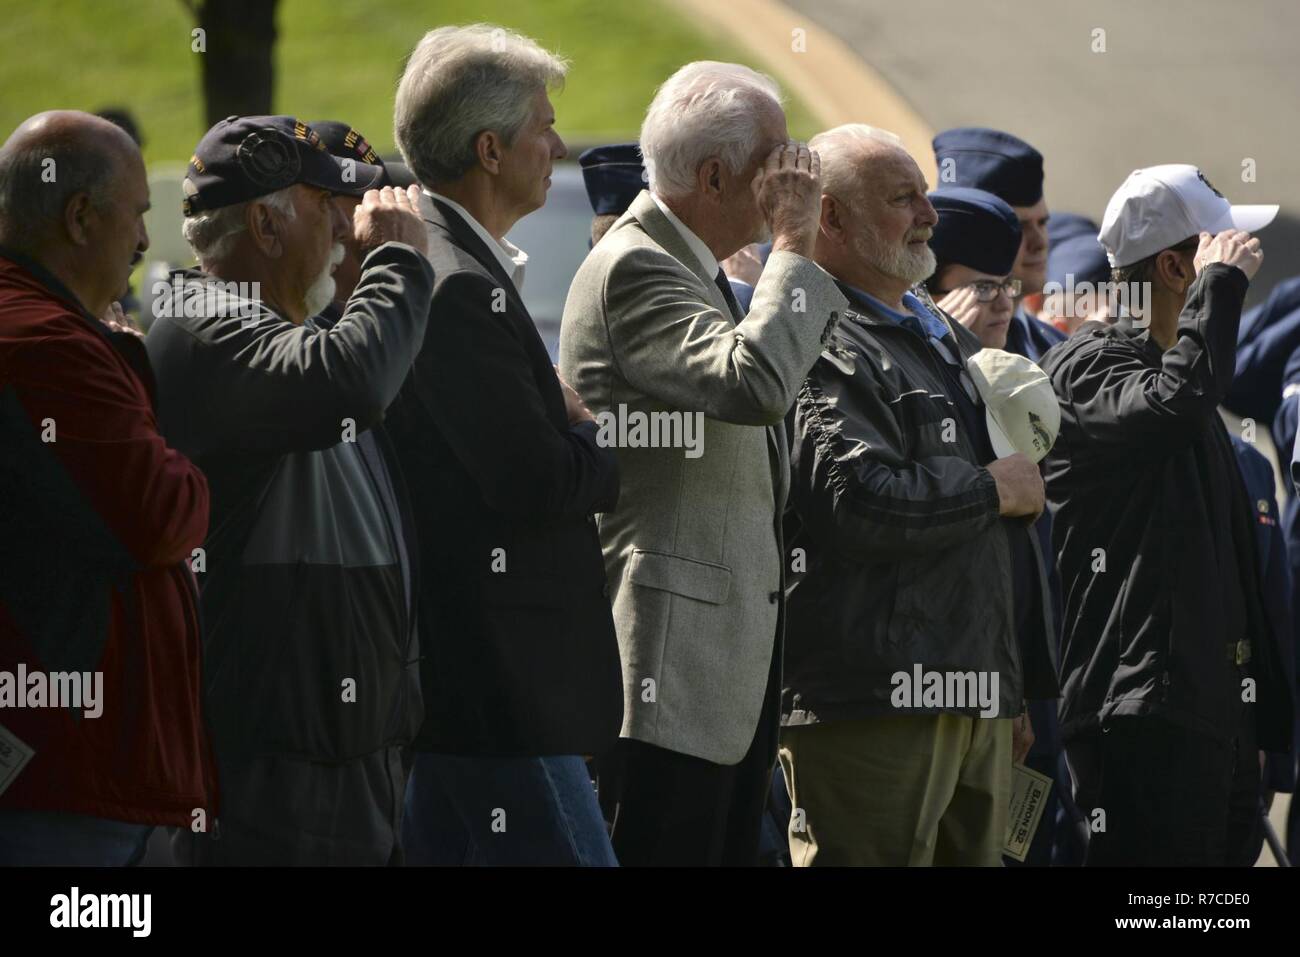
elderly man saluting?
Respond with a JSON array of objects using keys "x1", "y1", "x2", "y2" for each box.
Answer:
[
  {"x1": 560, "y1": 61, "x2": 847, "y2": 867},
  {"x1": 147, "y1": 115, "x2": 433, "y2": 865}
]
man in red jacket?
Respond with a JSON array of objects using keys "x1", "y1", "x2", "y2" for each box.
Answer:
[{"x1": 0, "y1": 111, "x2": 215, "y2": 865}]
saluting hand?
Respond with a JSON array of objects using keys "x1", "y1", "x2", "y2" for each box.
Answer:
[
  {"x1": 1194, "y1": 229, "x2": 1263, "y2": 280},
  {"x1": 353, "y1": 185, "x2": 429, "y2": 258},
  {"x1": 753, "y1": 141, "x2": 822, "y2": 259},
  {"x1": 938, "y1": 285, "x2": 983, "y2": 333}
]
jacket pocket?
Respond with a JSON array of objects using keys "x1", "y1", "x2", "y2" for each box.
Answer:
[{"x1": 627, "y1": 548, "x2": 732, "y2": 605}]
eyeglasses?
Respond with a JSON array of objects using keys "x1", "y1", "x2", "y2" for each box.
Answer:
[{"x1": 938, "y1": 278, "x2": 1022, "y2": 303}]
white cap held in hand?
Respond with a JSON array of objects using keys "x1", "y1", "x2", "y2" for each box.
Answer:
[{"x1": 966, "y1": 348, "x2": 1060, "y2": 464}]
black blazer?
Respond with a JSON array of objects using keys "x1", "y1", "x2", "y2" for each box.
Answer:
[{"x1": 386, "y1": 195, "x2": 623, "y2": 756}]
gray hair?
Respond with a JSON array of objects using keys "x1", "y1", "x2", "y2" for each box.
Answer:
[
  {"x1": 639, "y1": 61, "x2": 783, "y2": 200},
  {"x1": 182, "y1": 187, "x2": 296, "y2": 263},
  {"x1": 0, "y1": 140, "x2": 116, "y2": 233},
  {"x1": 809, "y1": 124, "x2": 904, "y2": 211},
  {"x1": 394, "y1": 23, "x2": 569, "y2": 186}
]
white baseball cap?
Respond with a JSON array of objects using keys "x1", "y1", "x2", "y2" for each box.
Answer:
[
  {"x1": 966, "y1": 349, "x2": 1060, "y2": 463},
  {"x1": 1098, "y1": 164, "x2": 1277, "y2": 268}
]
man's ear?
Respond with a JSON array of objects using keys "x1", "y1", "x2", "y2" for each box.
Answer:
[
  {"x1": 246, "y1": 199, "x2": 283, "y2": 258},
  {"x1": 819, "y1": 194, "x2": 845, "y2": 243},
  {"x1": 697, "y1": 158, "x2": 724, "y2": 199},
  {"x1": 63, "y1": 192, "x2": 95, "y2": 246},
  {"x1": 1155, "y1": 248, "x2": 1194, "y2": 295},
  {"x1": 474, "y1": 130, "x2": 504, "y2": 175}
]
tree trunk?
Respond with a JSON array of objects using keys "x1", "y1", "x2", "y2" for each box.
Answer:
[{"x1": 190, "y1": 0, "x2": 280, "y2": 127}]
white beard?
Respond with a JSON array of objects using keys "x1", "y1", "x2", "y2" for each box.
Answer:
[
  {"x1": 304, "y1": 243, "x2": 345, "y2": 317},
  {"x1": 857, "y1": 224, "x2": 936, "y2": 285}
]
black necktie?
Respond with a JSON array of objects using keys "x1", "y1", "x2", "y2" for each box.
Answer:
[{"x1": 714, "y1": 269, "x2": 743, "y2": 321}]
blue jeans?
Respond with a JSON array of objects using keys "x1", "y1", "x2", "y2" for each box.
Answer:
[
  {"x1": 0, "y1": 810, "x2": 152, "y2": 866},
  {"x1": 402, "y1": 753, "x2": 617, "y2": 866}
]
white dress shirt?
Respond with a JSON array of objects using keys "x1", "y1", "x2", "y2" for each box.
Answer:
[
  {"x1": 422, "y1": 189, "x2": 529, "y2": 292},
  {"x1": 650, "y1": 192, "x2": 719, "y2": 280}
]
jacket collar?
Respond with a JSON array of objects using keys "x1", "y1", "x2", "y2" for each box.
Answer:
[
  {"x1": 647, "y1": 193, "x2": 719, "y2": 279},
  {"x1": 1106, "y1": 314, "x2": 1164, "y2": 362},
  {"x1": 0, "y1": 244, "x2": 117, "y2": 348},
  {"x1": 834, "y1": 278, "x2": 989, "y2": 366},
  {"x1": 420, "y1": 193, "x2": 523, "y2": 303},
  {"x1": 627, "y1": 190, "x2": 718, "y2": 291},
  {"x1": 1, "y1": 245, "x2": 159, "y2": 403},
  {"x1": 626, "y1": 191, "x2": 741, "y2": 321},
  {"x1": 837, "y1": 279, "x2": 949, "y2": 331},
  {"x1": 0, "y1": 243, "x2": 94, "y2": 319},
  {"x1": 421, "y1": 190, "x2": 526, "y2": 291}
]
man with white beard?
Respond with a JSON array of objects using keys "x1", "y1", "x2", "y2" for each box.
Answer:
[
  {"x1": 779, "y1": 125, "x2": 1047, "y2": 865},
  {"x1": 145, "y1": 116, "x2": 435, "y2": 864}
]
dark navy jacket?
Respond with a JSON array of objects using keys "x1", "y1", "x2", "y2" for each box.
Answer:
[
  {"x1": 145, "y1": 242, "x2": 434, "y2": 764},
  {"x1": 1227, "y1": 276, "x2": 1300, "y2": 424}
]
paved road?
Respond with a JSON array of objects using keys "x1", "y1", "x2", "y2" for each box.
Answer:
[{"x1": 783, "y1": 0, "x2": 1300, "y2": 303}]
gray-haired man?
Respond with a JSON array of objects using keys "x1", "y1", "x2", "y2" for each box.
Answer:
[
  {"x1": 387, "y1": 24, "x2": 624, "y2": 866},
  {"x1": 145, "y1": 115, "x2": 432, "y2": 865},
  {"x1": 559, "y1": 60, "x2": 847, "y2": 866}
]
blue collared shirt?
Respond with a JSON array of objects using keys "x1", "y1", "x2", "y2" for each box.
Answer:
[{"x1": 846, "y1": 285, "x2": 959, "y2": 362}]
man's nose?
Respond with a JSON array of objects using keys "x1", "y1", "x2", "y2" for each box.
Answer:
[
  {"x1": 552, "y1": 131, "x2": 568, "y2": 161},
  {"x1": 138, "y1": 221, "x2": 150, "y2": 255},
  {"x1": 917, "y1": 196, "x2": 938, "y2": 228}
]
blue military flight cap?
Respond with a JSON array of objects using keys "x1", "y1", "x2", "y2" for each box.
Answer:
[
  {"x1": 1046, "y1": 214, "x2": 1109, "y2": 288},
  {"x1": 1047, "y1": 212, "x2": 1097, "y2": 246},
  {"x1": 932, "y1": 127, "x2": 1044, "y2": 208},
  {"x1": 182, "y1": 115, "x2": 385, "y2": 217},
  {"x1": 928, "y1": 187, "x2": 1023, "y2": 277},
  {"x1": 579, "y1": 143, "x2": 647, "y2": 216}
]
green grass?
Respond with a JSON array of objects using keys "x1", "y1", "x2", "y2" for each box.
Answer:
[{"x1": 0, "y1": 0, "x2": 818, "y2": 166}]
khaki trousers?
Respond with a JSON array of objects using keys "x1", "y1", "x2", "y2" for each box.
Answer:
[{"x1": 779, "y1": 714, "x2": 1012, "y2": 866}]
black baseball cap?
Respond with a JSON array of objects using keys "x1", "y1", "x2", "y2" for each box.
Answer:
[
  {"x1": 182, "y1": 115, "x2": 386, "y2": 216},
  {"x1": 309, "y1": 120, "x2": 392, "y2": 186}
]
